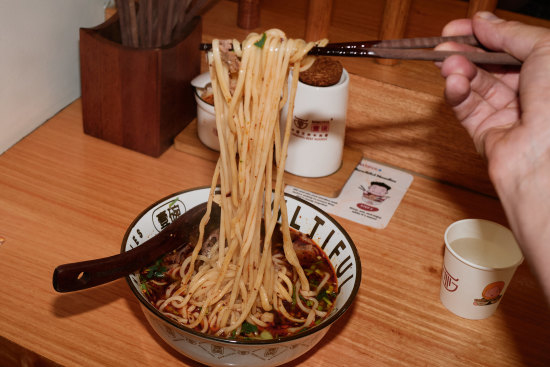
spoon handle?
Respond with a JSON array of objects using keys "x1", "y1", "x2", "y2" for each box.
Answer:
[{"x1": 53, "y1": 202, "x2": 216, "y2": 292}]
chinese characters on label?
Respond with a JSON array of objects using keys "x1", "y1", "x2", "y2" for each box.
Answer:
[
  {"x1": 152, "y1": 198, "x2": 186, "y2": 232},
  {"x1": 291, "y1": 117, "x2": 330, "y2": 141},
  {"x1": 132, "y1": 199, "x2": 186, "y2": 246}
]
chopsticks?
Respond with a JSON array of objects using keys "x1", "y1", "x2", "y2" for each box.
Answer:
[
  {"x1": 200, "y1": 35, "x2": 521, "y2": 66},
  {"x1": 115, "y1": 0, "x2": 218, "y2": 48}
]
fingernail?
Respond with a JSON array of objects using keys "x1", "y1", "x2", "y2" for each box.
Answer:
[{"x1": 476, "y1": 11, "x2": 504, "y2": 23}]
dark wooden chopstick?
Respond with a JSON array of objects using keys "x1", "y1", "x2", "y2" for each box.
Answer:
[
  {"x1": 173, "y1": 0, "x2": 218, "y2": 39},
  {"x1": 314, "y1": 48, "x2": 521, "y2": 65},
  {"x1": 115, "y1": 0, "x2": 216, "y2": 48},
  {"x1": 199, "y1": 35, "x2": 481, "y2": 51},
  {"x1": 199, "y1": 35, "x2": 521, "y2": 66},
  {"x1": 323, "y1": 35, "x2": 481, "y2": 50}
]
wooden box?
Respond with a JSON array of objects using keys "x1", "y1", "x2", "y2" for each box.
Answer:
[{"x1": 79, "y1": 15, "x2": 202, "y2": 157}]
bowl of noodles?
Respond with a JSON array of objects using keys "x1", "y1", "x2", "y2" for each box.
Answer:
[
  {"x1": 124, "y1": 29, "x2": 360, "y2": 366},
  {"x1": 123, "y1": 187, "x2": 361, "y2": 366}
]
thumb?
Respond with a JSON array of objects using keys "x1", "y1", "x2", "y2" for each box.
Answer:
[{"x1": 472, "y1": 12, "x2": 550, "y2": 61}]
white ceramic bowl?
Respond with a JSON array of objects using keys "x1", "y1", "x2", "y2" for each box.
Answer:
[
  {"x1": 193, "y1": 72, "x2": 219, "y2": 151},
  {"x1": 123, "y1": 187, "x2": 361, "y2": 367}
]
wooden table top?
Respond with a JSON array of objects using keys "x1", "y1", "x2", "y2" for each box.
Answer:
[{"x1": 1, "y1": 1, "x2": 549, "y2": 366}]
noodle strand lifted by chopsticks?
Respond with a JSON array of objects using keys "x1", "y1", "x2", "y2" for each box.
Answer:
[{"x1": 163, "y1": 29, "x2": 327, "y2": 337}]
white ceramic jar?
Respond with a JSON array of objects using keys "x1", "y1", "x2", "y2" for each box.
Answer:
[
  {"x1": 192, "y1": 72, "x2": 219, "y2": 151},
  {"x1": 281, "y1": 69, "x2": 349, "y2": 177}
]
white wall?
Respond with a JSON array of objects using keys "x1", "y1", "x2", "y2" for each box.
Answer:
[{"x1": 0, "y1": 0, "x2": 106, "y2": 154}]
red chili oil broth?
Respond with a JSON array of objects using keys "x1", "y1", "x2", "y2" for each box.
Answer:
[{"x1": 138, "y1": 224, "x2": 338, "y2": 340}]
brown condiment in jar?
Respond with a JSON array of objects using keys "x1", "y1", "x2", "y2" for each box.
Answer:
[{"x1": 299, "y1": 57, "x2": 343, "y2": 87}]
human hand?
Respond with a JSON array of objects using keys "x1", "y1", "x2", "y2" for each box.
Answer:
[
  {"x1": 437, "y1": 12, "x2": 550, "y2": 300},
  {"x1": 437, "y1": 12, "x2": 550, "y2": 167}
]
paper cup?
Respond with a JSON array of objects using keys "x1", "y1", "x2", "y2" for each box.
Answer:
[
  {"x1": 281, "y1": 69, "x2": 349, "y2": 178},
  {"x1": 440, "y1": 219, "x2": 523, "y2": 319}
]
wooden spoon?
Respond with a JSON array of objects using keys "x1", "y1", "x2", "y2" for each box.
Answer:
[{"x1": 53, "y1": 202, "x2": 220, "y2": 293}]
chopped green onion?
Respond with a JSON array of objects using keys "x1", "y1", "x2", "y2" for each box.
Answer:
[
  {"x1": 254, "y1": 33, "x2": 267, "y2": 48},
  {"x1": 323, "y1": 297, "x2": 333, "y2": 306}
]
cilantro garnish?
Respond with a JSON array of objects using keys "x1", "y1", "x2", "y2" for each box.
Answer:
[
  {"x1": 145, "y1": 259, "x2": 167, "y2": 279},
  {"x1": 254, "y1": 33, "x2": 267, "y2": 48},
  {"x1": 241, "y1": 321, "x2": 258, "y2": 334},
  {"x1": 316, "y1": 288, "x2": 327, "y2": 301},
  {"x1": 317, "y1": 288, "x2": 336, "y2": 303}
]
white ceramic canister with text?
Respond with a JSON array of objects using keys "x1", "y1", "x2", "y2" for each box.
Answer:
[{"x1": 281, "y1": 69, "x2": 349, "y2": 177}]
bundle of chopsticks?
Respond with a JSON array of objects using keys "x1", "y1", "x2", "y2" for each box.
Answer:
[{"x1": 115, "y1": 0, "x2": 217, "y2": 48}]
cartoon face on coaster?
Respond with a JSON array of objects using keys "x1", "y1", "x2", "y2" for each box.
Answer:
[{"x1": 362, "y1": 181, "x2": 391, "y2": 206}]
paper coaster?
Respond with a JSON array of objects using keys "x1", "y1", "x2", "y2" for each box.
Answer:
[{"x1": 285, "y1": 159, "x2": 413, "y2": 229}]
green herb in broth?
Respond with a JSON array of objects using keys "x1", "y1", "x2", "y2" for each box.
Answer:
[
  {"x1": 138, "y1": 225, "x2": 338, "y2": 340},
  {"x1": 144, "y1": 259, "x2": 167, "y2": 279},
  {"x1": 241, "y1": 321, "x2": 258, "y2": 334}
]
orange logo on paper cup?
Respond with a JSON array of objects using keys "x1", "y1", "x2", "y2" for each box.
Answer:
[{"x1": 473, "y1": 281, "x2": 505, "y2": 306}]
